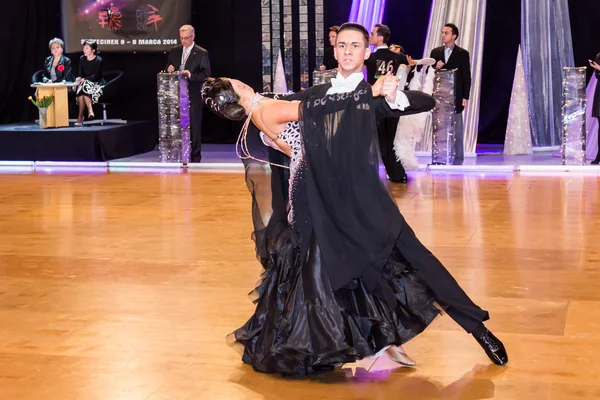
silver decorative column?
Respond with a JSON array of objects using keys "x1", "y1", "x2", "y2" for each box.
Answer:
[
  {"x1": 431, "y1": 69, "x2": 457, "y2": 165},
  {"x1": 419, "y1": 0, "x2": 487, "y2": 156},
  {"x1": 157, "y1": 72, "x2": 190, "y2": 163},
  {"x1": 561, "y1": 67, "x2": 587, "y2": 165},
  {"x1": 522, "y1": 0, "x2": 575, "y2": 148},
  {"x1": 261, "y1": 0, "x2": 324, "y2": 92},
  {"x1": 312, "y1": 70, "x2": 336, "y2": 85}
]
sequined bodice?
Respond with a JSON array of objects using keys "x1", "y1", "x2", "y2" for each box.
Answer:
[
  {"x1": 278, "y1": 121, "x2": 302, "y2": 162},
  {"x1": 277, "y1": 121, "x2": 304, "y2": 224}
]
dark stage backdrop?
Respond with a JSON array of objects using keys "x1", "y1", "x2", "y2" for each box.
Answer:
[
  {"x1": 61, "y1": 0, "x2": 192, "y2": 53},
  {"x1": 1, "y1": 0, "x2": 261, "y2": 144},
  {"x1": 477, "y1": 0, "x2": 521, "y2": 144},
  {"x1": 323, "y1": 0, "x2": 432, "y2": 62},
  {"x1": 2, "y1": 0, "x2": 599, "y2": 146},
  {"x1": 568, "y1": 0, "x2": 600, "y2": 83}
]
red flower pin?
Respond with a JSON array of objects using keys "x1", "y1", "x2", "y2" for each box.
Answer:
[{"x1": 57, "y1": 65, "x2": 65, "y2": 72}]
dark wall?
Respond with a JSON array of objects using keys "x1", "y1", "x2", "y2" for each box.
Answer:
[
  {"x1": 568, "y1": 0, "x2": 600, "y2": 81},
  {"x1": 2, "y1": 0, "x2": 599, "y2": 146},
  {"x1": 477, "y1": 0, "x2": 521, "y2": 144},
  {"x1": 324, "y1": 0, "x2": 353, "y2": 39},
  {"x1": 0, "y1": 0, "x2": 261, "y2": 143},
  {"x1": 478, "y1": 0, "x2": 600, "y2": 144},
  {"x1": 383, "y1": 0, "x2": 433, "y2": 58},
  {"x1": 1, "y1": 0, "x2": 62, "y2": 124}
]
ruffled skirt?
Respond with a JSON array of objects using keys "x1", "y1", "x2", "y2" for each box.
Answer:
[
  {"x1": 229, "y1": 226, "x2": 441, "y2": 376},
  {"x1": 75, "y1": 79, "x2": 103, "y2": 104}
]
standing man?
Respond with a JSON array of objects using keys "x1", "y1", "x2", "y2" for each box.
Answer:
[
  {"x1": 365, "y1": 24, "x2": 412, "y2": 183},
  {"x1": 430, "y1": 23, "x2": 471, "y2": 165},
  {"x1": 166, "y1": 25, "x2": 211, "y2": 163}
]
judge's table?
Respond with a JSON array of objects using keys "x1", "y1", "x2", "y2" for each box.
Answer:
[{"x1": 30, "y1": 82, "x2": 75, "y2": 128}]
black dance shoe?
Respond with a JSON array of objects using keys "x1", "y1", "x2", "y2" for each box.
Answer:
[
  {"x1": 473, "y1": 329, "x2": 508, "y2": 366},
  {"x1": 591, "y1": 158, "x2": 600, "y2": 165},
  {"x1": 390, "y1": 175, "x2": 408, "y2": 183},
  {"x1": 312, "y1": 364, "x2": 335, "y2": 372}
]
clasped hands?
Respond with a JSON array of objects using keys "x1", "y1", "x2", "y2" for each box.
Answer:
[{"x1": 372, "y1": 72, "x2": 400, "y2": 102}]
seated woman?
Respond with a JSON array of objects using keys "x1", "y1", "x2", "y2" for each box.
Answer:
[
  {"x1": 73, "y1": 40, "x2": 104, "y2": 125},
  {"x1": 41, "y1": 38, "x2": 74, "y2": 83}
]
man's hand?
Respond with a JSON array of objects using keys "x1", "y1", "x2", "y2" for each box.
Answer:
[
  {"x1": 435, "y1": 60, "x2": 445, "y2": 70},
  {"x1": 382, "y1": 75, "x2": 400, "y2": 103},
  {"x1": 167, "y1": 65, "x2": 175, "y2": 73},
  {"x1": 462, "y1": 98, "x2": 468, "y2": 108},
  {"x1": 182, "y1": 70, "x2": 191, "y2": 79},
  {"x1": 371, "y1": 73, "x2": 389, "y2": 97}
]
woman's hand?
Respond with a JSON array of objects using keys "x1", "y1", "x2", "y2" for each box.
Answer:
[
  {"x1": 589, "y1": 59, "x2": 600, "y2": 71},
  {"x1": 371, "y1": 73, "x2": 386, "y2": 97},
  {"x1": 371, "y1": 72, "x2": 394, "y2": 97}
]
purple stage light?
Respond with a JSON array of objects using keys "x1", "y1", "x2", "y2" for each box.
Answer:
[
  {"x1": 348, "y1": 0, "x2": 387, "y2": 34},
  {"x1": 348, "y1": 0, "x2": 386, "y2": 81}
]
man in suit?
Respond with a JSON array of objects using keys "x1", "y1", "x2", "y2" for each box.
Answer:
[
  {"x1": 365, "y1": 24, "x2": 414, "y2": 183},
  {"x1": 430, "y1": 23, "x2": 472, "y2": 165},
  {"x1": 277, "y1": 22, "x2": 508, "y2": 367},
  {"x1": 166, "y1": 25, "x2": 211, "y2": 162}
]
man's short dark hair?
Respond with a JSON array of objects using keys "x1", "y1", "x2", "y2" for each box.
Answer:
[
  {"x1": 390, "y1": 44, "x2": 404, "y2": 53},
  {"x1": 329, "y1": 25, "x2": 340, "y2": 33},
  {"x1": 338, "y1": 22, "x2": 369, "y2": 47},
  {"x1": 374, "y1": 24, "x2": 391, "y2": 44},
  {"x1": 445, "y1": 23, "x2": 459, "y2": 39}
]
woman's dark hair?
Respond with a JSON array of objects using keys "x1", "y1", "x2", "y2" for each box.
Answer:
[
  {"x1": 201, "y1": 77, "x2": 246, "y2": 121},
  {"x1": 83, "y1": 39, "x2": 98, "y2": 54}
]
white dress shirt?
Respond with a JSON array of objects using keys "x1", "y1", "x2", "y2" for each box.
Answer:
[
  {"x1": 180, "y1": 42, "x2": 195, "y2": 70},
  {"x1": 444, "y1": 44, "x2": 455, "y2": 63}
]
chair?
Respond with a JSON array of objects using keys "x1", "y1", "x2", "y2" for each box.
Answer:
[
  {"x1": 31, "y1": 70, "x2": 44, "y2": 84},
  {"x1": 87, "y1": 70, "x2": 127, "y2": 125}
]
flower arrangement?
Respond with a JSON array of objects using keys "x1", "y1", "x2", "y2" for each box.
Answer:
[{"x1": 28, "y1": 94, "x2": 53, "y2": 109}]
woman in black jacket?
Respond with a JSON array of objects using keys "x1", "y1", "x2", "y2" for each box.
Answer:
[
  {"x1": 41, "y1": 38, "x2": 74, "y2": 83},
  {"x1": 73, "y1": 40, "x2": 104, "y2": 125}
]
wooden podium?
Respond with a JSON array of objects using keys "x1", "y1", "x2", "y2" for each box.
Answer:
[{"x1": 30, "y1": 83, "x2": 74, "y2": 128}]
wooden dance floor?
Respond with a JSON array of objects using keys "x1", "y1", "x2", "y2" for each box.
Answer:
[{"x1": 1, "y1": 170, "x2": 599, "y2": 399}]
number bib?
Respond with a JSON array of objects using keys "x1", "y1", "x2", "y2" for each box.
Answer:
[{"x1": 375, "y1": 59, "x2": 397, "y2": 79}]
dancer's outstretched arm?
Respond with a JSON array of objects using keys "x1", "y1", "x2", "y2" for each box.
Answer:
[{"x1": 251, "y1": 100, "x2": 300, "y2": 157}]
